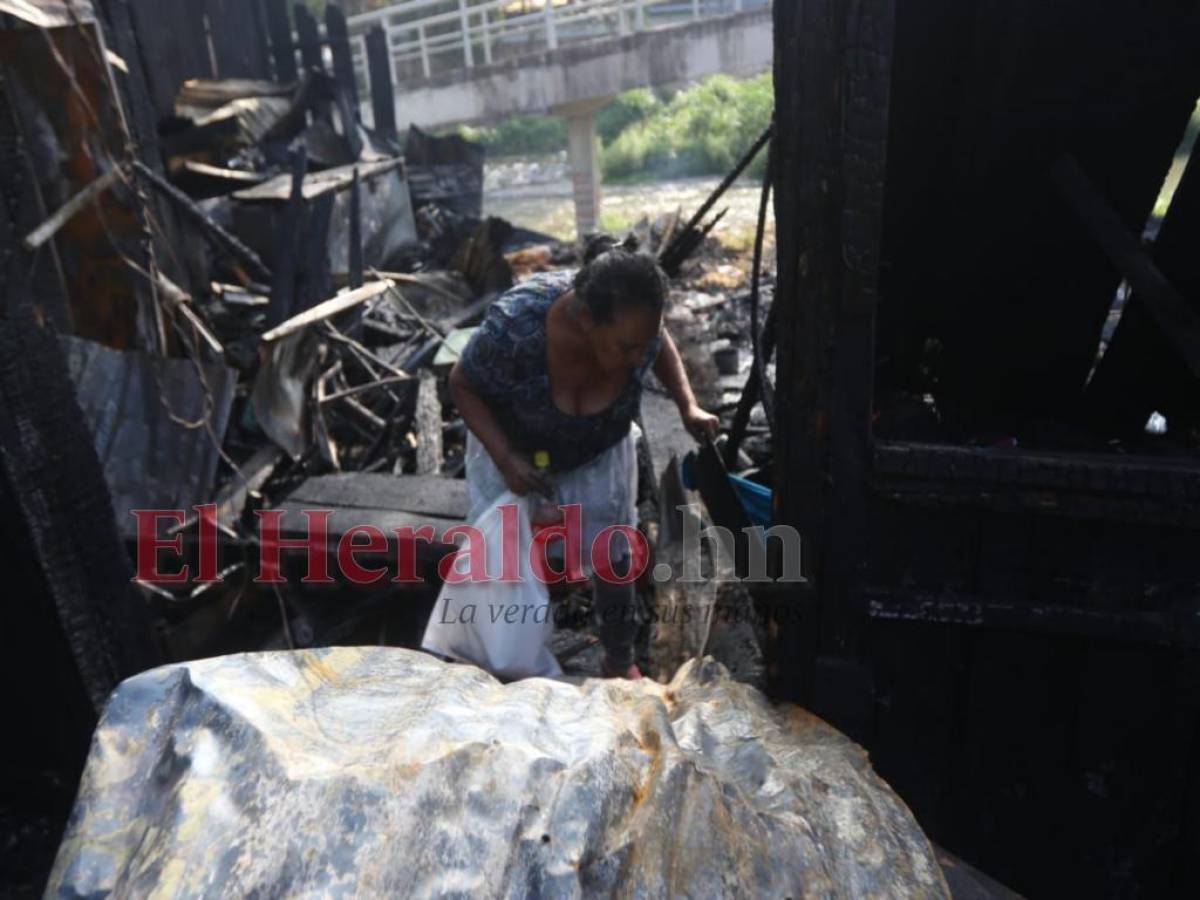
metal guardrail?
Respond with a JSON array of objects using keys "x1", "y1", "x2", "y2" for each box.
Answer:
[{"x1": 345, "y1": 0, "x2": 768, "y2": 88}]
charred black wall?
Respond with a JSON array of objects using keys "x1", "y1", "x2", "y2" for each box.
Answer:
[
  {"x1": 877, "y1": 0, "x2": 1200, "y2": 443},
  {"x1": 773, "y1": 1, "x2": 1200, "y2": 896},
  {"x1": 113, "y1": 0, "x2": 274, "y2": 121},
  {"x1": 861, "y1": 444, "x2": 1200, "y2": 897}
]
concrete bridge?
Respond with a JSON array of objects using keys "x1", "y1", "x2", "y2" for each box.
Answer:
[{"x1": 347, "y1": 0, "x2": 773, "y2": 234}]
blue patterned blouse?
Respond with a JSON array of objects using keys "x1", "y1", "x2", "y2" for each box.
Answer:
[{"x1": 458, "y1": 271, "x2": 661, "y2": 474}]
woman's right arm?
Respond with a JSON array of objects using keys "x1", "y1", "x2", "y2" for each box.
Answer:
[{"x1": 449, "y1": 361, "x2": 551, "y2": 497}]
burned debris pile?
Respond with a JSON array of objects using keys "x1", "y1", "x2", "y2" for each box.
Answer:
[
  {"x1": 0, "y1": 2, "x2": 777, "y2": 673},
  {"x1": 0, "y1": 3, "x2": 784, "y2": 893}
]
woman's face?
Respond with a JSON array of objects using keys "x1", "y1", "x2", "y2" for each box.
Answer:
[{"x1": 583, "y1": 305, "x2": 662, "y2": 375}]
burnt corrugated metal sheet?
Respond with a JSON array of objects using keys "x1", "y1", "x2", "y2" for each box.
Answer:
[
  {"x1": 0, "y1": 1, "x2": 95, "y2": 27},
  {"x1": 61, "y1": 335, "x2": 235, "y2": 536}
]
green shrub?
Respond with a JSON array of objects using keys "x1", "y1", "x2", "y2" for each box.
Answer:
[
  {"x1": 490, "y1": 115, "x2": 568, "y2": 156},
  {"x1": 441, "y1": 115, "x2": 567, "y2": 158},
  {"x1": 601, "y1": 73, "x2": 772, "y2": 182},
  {"x1": 597, "y1": 89, "x2": 661, "y2": 145}
]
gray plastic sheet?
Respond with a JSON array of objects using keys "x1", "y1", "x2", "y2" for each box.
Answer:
[{"x1": 48, "y1": 648, "x2": 949, "y2": 898}]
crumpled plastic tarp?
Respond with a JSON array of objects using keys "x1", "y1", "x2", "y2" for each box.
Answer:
[{"x1": 47, "y1": 648, "x2": 949, "y2": 898}]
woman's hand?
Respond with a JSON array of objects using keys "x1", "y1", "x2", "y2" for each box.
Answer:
[
  {"x1": 499, "y1": 452, "x2": 553, "y2": 497},
  {"x1": 682, "y1": 403, "x2": 720, "y2": 442},
  {"x1": 653, "y1": 331, "x2": 721, "y2": 443}
]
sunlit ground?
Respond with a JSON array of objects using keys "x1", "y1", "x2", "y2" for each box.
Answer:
[{"x1": 485, "y1": 172, "x2": 776, "y2": 248}]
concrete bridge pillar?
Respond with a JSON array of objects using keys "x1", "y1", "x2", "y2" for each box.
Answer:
[{"x1": 555, "y1": 97, "x2": 612, "y2": 238}]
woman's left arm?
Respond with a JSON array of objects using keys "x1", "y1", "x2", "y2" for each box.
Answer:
[{"x1": 654, "y1": 329, "x2": 720, "y2": 441}]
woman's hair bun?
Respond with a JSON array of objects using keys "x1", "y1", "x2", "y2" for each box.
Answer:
[
  {"x1": 581, "y1": 232, "x2": 640, "y2": 265},
  {"x1": 574, "y1": 233, "x2": 666, "y2": 324}
]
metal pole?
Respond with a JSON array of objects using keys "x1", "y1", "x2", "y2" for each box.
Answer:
[
  {"x1": 354, "y1": 34, "x2": 368, "y2": 98},
  {"x1": 692, "y1": 0, "x2": 701, "y2": 20},
  {"x1": 418, "y1": 23, "x2": 431, "y2": 78},
  {"x1": 385, "y1": 23, "x2": 399, "y2": 86},
  {"x1": 459, "y1": 0, "x2": 475, "y2": 67},
  {"x1": 481, "y1": 7, "x2": 493, "y2": 64},
  {"x1": 635, "y1": 0, "x2": 646, "y2": 31},
  {"x1": 545, "y1": 0, "x2": 558, "y2": 50}
]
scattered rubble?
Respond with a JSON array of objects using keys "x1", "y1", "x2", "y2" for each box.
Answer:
[{"x1": 0, "y1": 0, "x2": 781, "y2": 714}]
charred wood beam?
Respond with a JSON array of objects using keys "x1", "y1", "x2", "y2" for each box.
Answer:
[
  {"x1": 659, "y1": 124, "x2": 771, "y2": 275},
  {"x1": 872, "y1": 439, "x2": 1200, "y2": 526},
  {"x1": 264, "y1": 0, "x2": 298, "y2": 84},
  {"x1": 153, "y1": 270, "x2": 223, "y2": 357},
  {"x1": 132, "y1": 160, "x2": 271, "y2": 283},
  {"x1": 293, "y1": 4, "x2": 325, "y2": 73},
  {"x1": 262, "y1": 280, "x2": 393, "y2": 343},
  {"x1": 325, "y1": 6, "x2": 359, "y2": 111},
  {"x1": 266, "y1": 148, "x2": 308, "y2": 328},
  {"x1": 723, "y1": 127, "x2": 777, "y2": 471},
  {"x1": 865, "y1": 587, "x2": 1200, "y2": 650},
  {"x1": 414, "y1": 371, "x2": 442, "y2": 475},
  {"x1": 400, "y1": 294, "x2": 494, "y2": 372},
  {"x1": 299, "y1": 191, "x2": 336, "y2": 317},
  {"x1": 320, "y1": 321, "x2": 408, "y2": 381},
  {"x1": 320, "y1": 375, "x2": 411, "y2": 405},
  {"x1": 749, "y1": 136, "x2": 775, "y2": 431},
  {"x1": 292, "y1": 5, "x2": 332, "y2": 125},
  {"x1": 1051, "y1": 154, "x2": 1200, "y2": 381},
  {"x1": 724, "y1": 298, "x2": 778, "y2": 470},
  {"x1": 693, "y1": 436, "x2": 755, "y2": 577},
  {"x1": 348, "y1": 167, "x2": 363, "y2": 289},
  {"x1": 332, "y1": 85, "x2": 364, "y2": 161},
  {"x1": 365, "y1": 25, "x2": 397, "y2": 140},
  {"x1": 772, "y1": 0, "x2": 896, "y2": 709},
  {"x1": 23, "y1": 168, "x2": 119, "y2": 251}
]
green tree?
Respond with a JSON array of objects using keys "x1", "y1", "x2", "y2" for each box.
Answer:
[
  {"x1": 597, "y1": 89, "x2": 661, "y2": 145},
  {"x1": 602, "y1": 73, "x2": 772, "y2": 181}
]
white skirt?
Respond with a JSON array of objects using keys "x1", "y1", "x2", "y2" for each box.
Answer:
[
  {"x1": 463, "y1": 423, "x2": 640, "y2": 576},
  {"x1": 420, "y1": 424, "x2": 640, "y2": 679}
]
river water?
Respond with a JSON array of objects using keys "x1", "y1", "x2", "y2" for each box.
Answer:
[{"x1": 484, "y1": 165, "x2": 774, "y2": 246}]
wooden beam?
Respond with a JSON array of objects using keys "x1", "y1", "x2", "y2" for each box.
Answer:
[
  {"x1": 325, "y1": 5, "x2": 359, "y2": 110},
  {"x1": 22, "y1": 168, "x2": 119, "y2": 251},
  {"x1": 233, "y1": 158, "x2": 403, "y2": 203},
  {"x1": 153, "y1": 271, "x2": 223, "y2": 357},
  {"x1": 865, "y1": 587, "x2": 1200, "y2": 650},
  {"x1": 293, "y1": 5, "x2": 326, "y2": 76},
  {"x1": 772, "y1": 0, "x2": 896, "y2": 708},
  {"x1": 132, "y1": 161, "x2": 271, "y2": 283},
  {"x1": 365, "y1": 24, "x2": 398, "y2": 140},
  {"x1": 414, "y1": 372, "x2": 443, "y2": 475},
  {"x1": 263, "y1": 0, "x2": 298, "y2": 83},
  {"x1": 348, "y1": 168, "x2": 363, "y2": 290},
  {"x1": 1052, "y1": 154, "x2": 1200, "y2": 381},
  {"x1": 262, "y1": 280, "x2": 393, "y2": 343}
]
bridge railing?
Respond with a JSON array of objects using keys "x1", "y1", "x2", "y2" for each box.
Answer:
[{"x1": 347, "y1": 0, "x2": 768, "y2": 89}]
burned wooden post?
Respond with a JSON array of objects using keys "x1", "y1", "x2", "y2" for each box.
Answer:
[
  {"x1": 1051, "y1": 154, "x2": 1200, "y2": 380},
  {"x1": 263, "y1": 0, "x2": 298, "y2": 84},
  {"x1": 293, "y1": 4, "x2": 333, "y2": 126},
  {"x1": 325, "y1": 6, "x2": 359, "y2": 113},
  {"x1": 771, "y1": 0, "x2": 895, "y2": 725},
  {"x1": 348, "y1": 167, "x2": 363, "y2": 290},
  {"x1": 365, "y1": 24, "x2": 398, "y2": 141},
  {"x1": 268, "y1": 148, "x2": 309, "y2": 328},
  {"x1": 658, "y1": 123, "x2": 771, "y2": 277},
  {"x1": 293, "y1": 3, "x2": 324, "y2": 74},
  {"x1": 132, "y1": 160, "x2": 272, "y2": 284}
]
